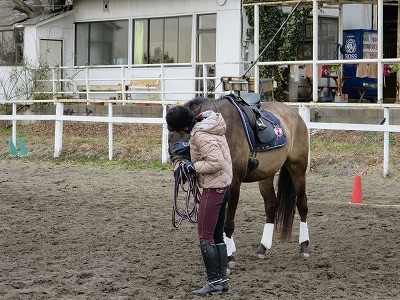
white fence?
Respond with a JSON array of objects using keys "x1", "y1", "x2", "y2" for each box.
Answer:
[
  {"x1": 294, "y1": 102, "x2": 400, "y2": 177},
  {"x1": 1, "y1": 99, "x2": 400, "y2": 177}
]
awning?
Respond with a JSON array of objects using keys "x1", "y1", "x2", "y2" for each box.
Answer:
[{"x1": 243, "y1": 0, "x2": 398, "y2": 6}]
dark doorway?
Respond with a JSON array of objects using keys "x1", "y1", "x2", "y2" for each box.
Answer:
[{"x1": 383, "y1": 4, "x2": 398, "y2": 100}]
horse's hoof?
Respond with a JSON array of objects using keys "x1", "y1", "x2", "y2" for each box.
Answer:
[
  {"x1": 299, "y1": 241, "x2": 310, "y2": 259},
  {"x1": 256, "y1": 244, "x2": 267, "y2": 259},
  {"x1": 228, "y1": 255, "x2": 236, "y2": 268},
  {"x1": 299, "y1": 252, "x2": 310, "y2": 259},
  {"x1": 228, "y1": 259, "x2": 236, "y2": 269}
]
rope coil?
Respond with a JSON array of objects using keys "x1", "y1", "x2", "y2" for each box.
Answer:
[{"x1": 172, "y1": 160, "x2": 201, "y2": 228}]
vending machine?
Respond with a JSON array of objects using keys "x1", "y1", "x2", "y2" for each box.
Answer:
[{"x1": 342, "y1": 29, "x2": 378, "y2": 101}]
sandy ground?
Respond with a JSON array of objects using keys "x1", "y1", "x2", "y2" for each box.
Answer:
[{"x1": 0, "y1": 160, "x2": 399, "y2": 300}]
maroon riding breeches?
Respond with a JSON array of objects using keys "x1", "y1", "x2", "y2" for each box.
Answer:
[{"x1": 197, "y1": 187, "x2": 229, "y2": 244}]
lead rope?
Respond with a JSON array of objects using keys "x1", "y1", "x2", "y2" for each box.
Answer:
[{"x1": 172, "y1": 160, "x2": 201, "y2": 228}]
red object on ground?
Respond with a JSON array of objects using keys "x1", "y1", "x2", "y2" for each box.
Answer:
[{"x1": 351, "y1": 175, "x2": 363, "y2": 204}]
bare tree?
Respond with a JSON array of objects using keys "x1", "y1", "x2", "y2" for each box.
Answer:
[
  {"x1": 10, "y1": 0, "x2": 71, "y2": 17},
  {"x1": 0, "y1": 58, "x2": 51, "y2": 128}
]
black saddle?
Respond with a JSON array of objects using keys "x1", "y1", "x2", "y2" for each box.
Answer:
[{"x1": 237, "y1": 93, "x2": 276, "y2": 143}]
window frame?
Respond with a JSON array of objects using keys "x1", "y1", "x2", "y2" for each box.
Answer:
[
  {"x1": 0, "y1": 29, "x2": 24, "y2": 66},
  {"x1": 75, "y1": 19, "x2": 129, "y2": 66},
  {"x1": 299, "y1": 17, "x2": 338, "y2": 60},
  {"x1": 132, "y1": 15, "x2": 193, "y2": 65}
]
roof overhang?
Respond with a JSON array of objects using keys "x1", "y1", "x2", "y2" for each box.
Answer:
[{"x1": 243, "y1": 0, "x2": 398, "y2": 6}]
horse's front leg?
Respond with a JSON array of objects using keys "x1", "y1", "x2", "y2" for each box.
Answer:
[
  {"x1": 256, "y1": 178, "x2": 278, "y2": 259},
  {"x1": 223, "y1": 181, "x2": 241, "y2": 269}
]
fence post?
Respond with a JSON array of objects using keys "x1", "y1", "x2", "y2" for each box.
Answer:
[
  {"x1": 160, "y1": 65, "x2": 165, "y2": 103},
  {"x1": 53, "y1": 67, "x2": 63, "y2": 157},
  {"x1": 161, "y1": 65, "x2": 168, "y2": 164},
  {"x1": 54, "y1": 102, "x2": 63, "y2": 157},
  {"x1": 11, "y1": 102, "x2": 17, "y2": 146},
  {"x1": 298, "y1": 105, "x2": 311, "y2": 173},
  {"x1": 108, "y1": 102, "x2": 113, "y2": 160},
  {"x1": 203, "y1": 64, "x2": 208, "y2": 97},
  {"x1": 121, "y1": 66, "x2": 126, "y2": 103},
  {"x1": 383, "y1": 107, "x2": 390, "y2": 177}
]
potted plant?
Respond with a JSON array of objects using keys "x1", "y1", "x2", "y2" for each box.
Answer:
[{"x1": 328, "y1": 64, "x2": 345, "y2": 102}]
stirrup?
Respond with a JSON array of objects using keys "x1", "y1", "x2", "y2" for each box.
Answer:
[{"x1": 256, "y1": 119, "x2": 267, "y2": 129}]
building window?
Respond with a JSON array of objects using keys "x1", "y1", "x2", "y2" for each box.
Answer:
[
  {"x1": 196, "y1": 14, "x2": 216, "y2": 96},
  {"x1": 299, "y1": 18, "x2": 338, "y2": 60},
  {"x1": 197, "y1": 14, "x2": 216, "y2": 63},
  {"x1": 133, "y1": 16, "x2": 192, "y2": 64},
  {"x1": 0, "y1": 29, "x2": 24, "y2": 66},
  {"x1": 75, "y1": 20, "x2": 129, "y2": 65}
]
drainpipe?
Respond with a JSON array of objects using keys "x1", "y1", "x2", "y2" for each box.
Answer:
[
  {"x1": 377, "y1": 0, "x2": 384, "y2": 104},
  {"x1": 312, "y1": 0, "x2": 318, "y2": 102}
]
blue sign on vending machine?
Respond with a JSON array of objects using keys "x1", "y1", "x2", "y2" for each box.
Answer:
[{"x1": 342, "y1": 29, "x2": 378, "y2": 101}]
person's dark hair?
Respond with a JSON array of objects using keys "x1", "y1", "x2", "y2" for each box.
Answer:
[{"x1": 166, "y1": 105, "x2": 195, "y2": 131}]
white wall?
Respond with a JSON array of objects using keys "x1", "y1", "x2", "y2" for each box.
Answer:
[
  {"x1": 71, "y1": 0, "x2": 244, "y2": 99},
  {"x1": 23, "y1": 13, "x2": 75, "y2": 68},
  {"x1": 74, "y1": 0, "x2": 239, "y2": 21},
  {"x1": 342, "y1": 4, "x2": 373, "y2": 31}
]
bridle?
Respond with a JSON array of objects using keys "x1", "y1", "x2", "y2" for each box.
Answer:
[{"x1": 171, "y1": 158, "x2": 201, "y2": 228}]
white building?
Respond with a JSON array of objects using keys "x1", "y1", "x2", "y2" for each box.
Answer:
[{"x1": 0, "y1": 0, "x2": 397, "y2": 102}]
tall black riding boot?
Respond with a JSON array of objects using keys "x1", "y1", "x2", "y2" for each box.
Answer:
[
  {"x1": 216, "y1": 243, "x2": 229, "y2": 293},
  {"x1": 192, "y1": 241, "x2": 223, "y2": 296}
]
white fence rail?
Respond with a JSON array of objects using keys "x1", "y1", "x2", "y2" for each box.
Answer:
[
  {"x1": 1, "y1": 100, "x2": 400, "y2": 177},
  {"x1": 292, "y1": 102, "x2": 400, "y2": 177}
]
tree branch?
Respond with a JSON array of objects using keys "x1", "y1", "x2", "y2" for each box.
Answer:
[{"x1": 10, "y1": 0, "x2": 44, "y2": 18}]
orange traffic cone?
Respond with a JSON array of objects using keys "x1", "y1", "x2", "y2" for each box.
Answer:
[{"x1": 351, "y1": 175, "x2": 363, "y2": 204}]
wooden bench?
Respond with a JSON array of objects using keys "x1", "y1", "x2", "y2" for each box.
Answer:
[
  {"x1": 77, "y1": 85, "x2": 123, "y2": 100},
  {"x1": 127, "y1": 76, "x2": 160, "y2": 100},
  {"x1": 77, "y1": 76, "x2": 160, "y2": 101}
]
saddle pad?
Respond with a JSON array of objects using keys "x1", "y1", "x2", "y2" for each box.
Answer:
[{"x1": 226, "y1": 97, "x2": 287, "y2": 152}]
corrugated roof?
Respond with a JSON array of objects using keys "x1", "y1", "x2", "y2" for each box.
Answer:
[
  {"x1": 0, "y1": 0, "x2": 59, "y2": 28},
  {"x1": 20, "y1": 12, "x2": 63, "y2": 25},
  {"x1": 0, "y1": 0, "x2": 28, "y2": 27}
]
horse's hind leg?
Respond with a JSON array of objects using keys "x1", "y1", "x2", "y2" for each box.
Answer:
[
  {"x1": 256, "y1": 177, "x2": 278, "y2": 259},
  {"x1": 290, "y1": 170, "x2": 310, "y2": 258}
]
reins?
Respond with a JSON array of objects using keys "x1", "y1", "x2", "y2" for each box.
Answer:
[{"x1": 172, "y1": 159, "x2": 201, "y2": 228}]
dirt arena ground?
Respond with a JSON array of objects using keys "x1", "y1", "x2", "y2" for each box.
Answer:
[{"x1": 0, "y1": 160, "x2": 399, "y2": 300}]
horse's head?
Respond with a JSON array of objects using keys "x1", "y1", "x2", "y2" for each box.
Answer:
[{"x1": 168, "y1": 130, "x2": 191, "y2": 164}]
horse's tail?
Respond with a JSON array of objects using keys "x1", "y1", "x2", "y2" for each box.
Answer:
[{"x1": 275, "y1": 165, "x2": 296, "y2": 242}]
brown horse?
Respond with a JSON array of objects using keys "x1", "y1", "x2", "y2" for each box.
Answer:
[{"x1": 168, "y1": 95, "x2": 310, "y2": 261}]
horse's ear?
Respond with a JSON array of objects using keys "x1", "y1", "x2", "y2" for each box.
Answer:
[
  {"x1": 187, "y1": 102, "x2": 202, "y2": 116},
  {"x1": 166, "y1": 104, "x2": 174, "y2": 112},
  {"x1": 193, "y1": 105, "x2": 202, "y2": 117}
]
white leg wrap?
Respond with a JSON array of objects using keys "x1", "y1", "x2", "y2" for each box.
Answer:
[
  {"x1": 299, "y1": 221, "x2": 309, "y2": 245},
  {"x1": 223, "y1": 233, "x2": 236, "y2": 256},
  {"x1": 261, "y1": 223, "x2": 274, "y2": 250}
]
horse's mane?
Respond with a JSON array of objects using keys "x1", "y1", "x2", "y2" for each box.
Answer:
[{"x1": 184, "y1": 96, "x2": 211, "y2": 114}]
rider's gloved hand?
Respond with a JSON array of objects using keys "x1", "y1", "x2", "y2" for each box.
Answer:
[
  {"x1": 172, "y1": 142, "x2": 190, "y2": 154},
  {"x1": 184, "y1": 160, "x2": 195, "y2": 173}
]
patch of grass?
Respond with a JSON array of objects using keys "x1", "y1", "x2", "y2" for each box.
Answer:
[{"x1": 2, "y1": 124, "x2": 399, "y2": 175}]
